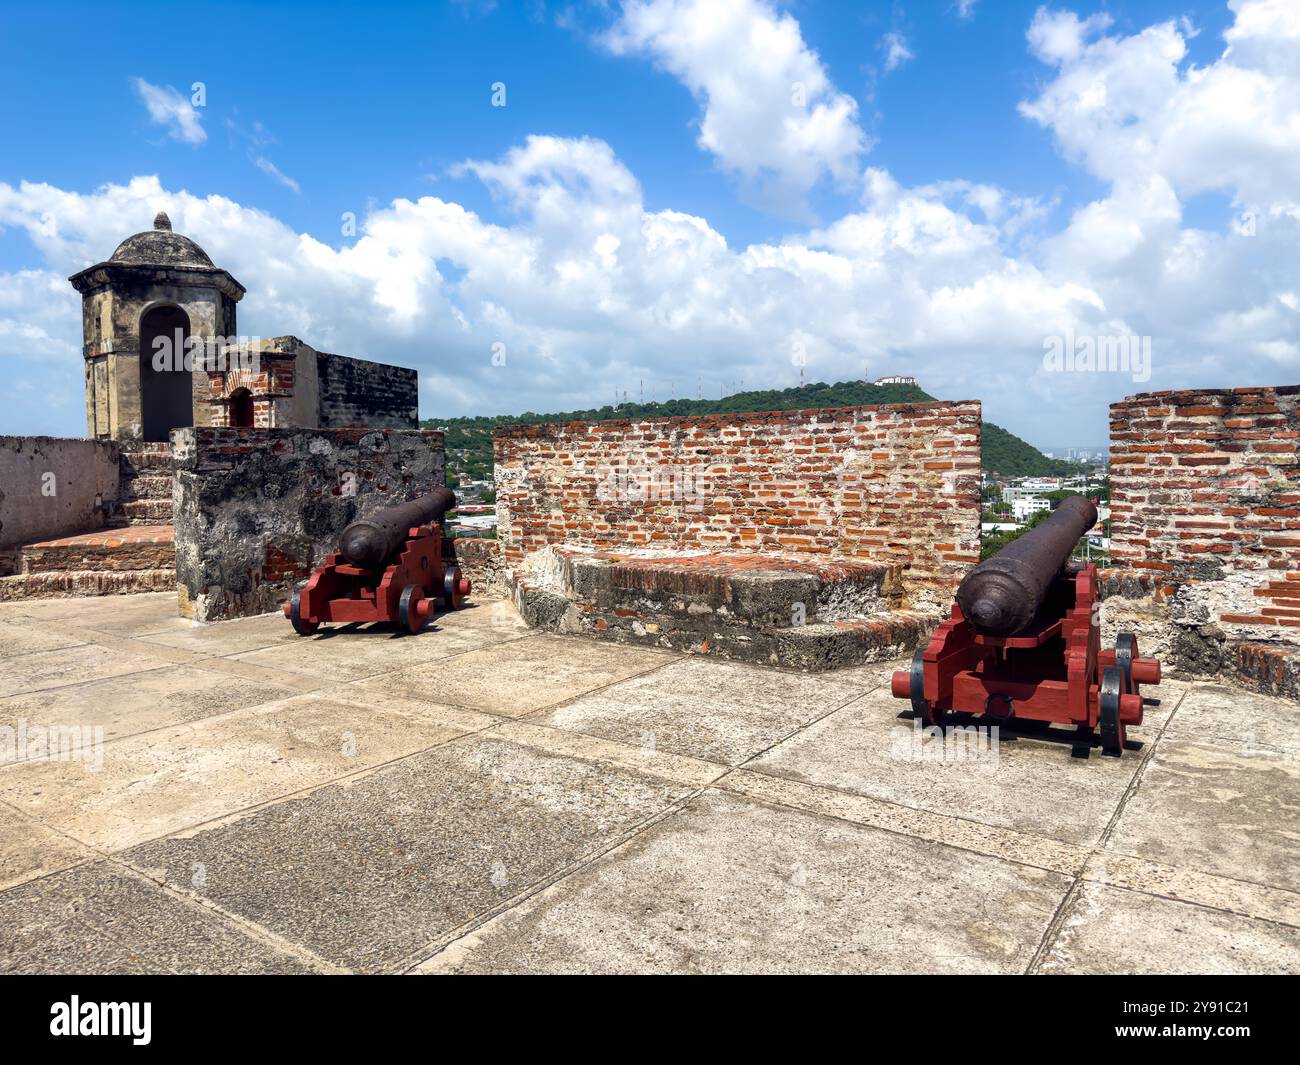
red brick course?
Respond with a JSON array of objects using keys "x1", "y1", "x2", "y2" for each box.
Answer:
[
  {"x1": 1109, "y1": 385, "x2": 1300, "y2": 628},
  {"x1": 494, "y1": 401, "x2": 981, "y2": 598}
]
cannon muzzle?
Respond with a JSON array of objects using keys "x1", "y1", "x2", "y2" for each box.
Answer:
[
  {"x1": 955, "y1": 494, "x2": 1097, "y2": 635},
  {"x1": 338, "y1": 488, "x2": 456, "y2": 570}
]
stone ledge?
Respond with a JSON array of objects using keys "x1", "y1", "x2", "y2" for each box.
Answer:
[
  {"x1": 510, "y1": 546, "x2": 937, "y2": 671},
  {"x1": 0, "y1": 568, "x2": 175, "y2": 601},
  {"x1": 1227, "y1": 641, "x2": 1300, "y2": 702}
]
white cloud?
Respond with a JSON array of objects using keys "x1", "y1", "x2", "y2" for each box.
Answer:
[
  {"x1": 253, "y1": 156, "x2": 301, "y2": 194},
  {"x1": 882, "y1": 32, "x2": 915, "y2": 72},
  {"x1": 0, "y1": 1, "x2": 1296, "y2": 448},
  {"x1": 601, "y1": 0, "x2": 867, "y2": 215},
  {"x1": 1025, "y1": 8, "x2": 1113, "y2": 64},
  {"x1": 955, "y1": 1, "x2": 978, "y2": 18},
  {"x1": 0, "y1": 154, "x2": 1129, "y2": 443},
  {"x1": 1021, "y1": 4, "x2": 1300, "y2": 211},
  {"x1": 130, "y1": 78, "x2": 206, "y2": 145}
]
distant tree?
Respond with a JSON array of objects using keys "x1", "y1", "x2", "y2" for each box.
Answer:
[{"x1": 421, "y1": 378, "x2": 1070, "y2": 487}]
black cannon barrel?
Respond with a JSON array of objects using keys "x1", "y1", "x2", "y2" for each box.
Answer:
[
  {"x1": 338, "y1": 488, "x2": 456, "y2": 570},
  {"x1": 955, "y1": 494, "x2": 1097, "y2": 636}
]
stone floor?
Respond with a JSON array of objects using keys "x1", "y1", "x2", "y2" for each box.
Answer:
[{"x1": 0, "y1": 591, "x2": 1295, "y2": 974}]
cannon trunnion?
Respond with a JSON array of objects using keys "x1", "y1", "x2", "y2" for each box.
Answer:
[
  {"x1": 283, "y1": 491, "x2": 472, "y2": 636},
  {"x1": 892, "y1": 496, "x2": 1161, "y2": 759}
]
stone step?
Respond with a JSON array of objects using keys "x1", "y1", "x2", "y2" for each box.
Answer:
[
  {"x1": 122, "y1": 499, "x2": 174, "y2": 522},
  {"x1": 0, "y1": 568, "x2": 175, "y2": 601},
  {"x1": 549, "y1": 546, "x2": 900, "y2": 626},
  {"x1": 19, "y1": 526, "x2": 174, "y2": 574},
  {"x1": 511, "y1": 546, "x2": 936, "y2": 671},
  {"x1": 0, "y1": 525, "x2": 175, "y2": 601},
  {"x1": 120, "y1": 473, "x2": 173, "y2": 501},
  {"x1": 120, "y1": 448, "x2": 173, "y2": 472}
]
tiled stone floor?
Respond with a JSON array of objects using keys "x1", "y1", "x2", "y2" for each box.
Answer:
[{"x1": 0, "y1": 592, "x2": 1295, "y2": 974}]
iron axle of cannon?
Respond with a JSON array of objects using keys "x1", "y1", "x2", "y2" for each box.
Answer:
[
  {"x1": 338, "y1": 488, "x2": 457, "y2": 571},
  {"x1": 955, "y1": 494, "x2": 1097, "y2": 636}
]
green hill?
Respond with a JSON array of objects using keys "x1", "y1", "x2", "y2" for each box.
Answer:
[
  {"x1": 981, "y1": 422, "x2": 1083, "y2": 478},
  {"x1": 424, "y1": 379, "x2": 1081, "y2": 483}
]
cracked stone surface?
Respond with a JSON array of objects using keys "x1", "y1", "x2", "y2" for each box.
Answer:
[{"x1": 0, "y1": 593, "x2": 1295, "y2": 974}]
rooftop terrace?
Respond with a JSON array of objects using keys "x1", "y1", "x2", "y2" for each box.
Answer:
[{"x1": 0, "y1": 592, "x2": 1295, "y2": 974}]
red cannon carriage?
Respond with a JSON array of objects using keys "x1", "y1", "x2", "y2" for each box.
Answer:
[
  {"x1": 891, "y1": 496, "x2": 1161, "y2": 758},
  {"x1": 283, "y1": 489, "x2": 472, "y2": 636}
]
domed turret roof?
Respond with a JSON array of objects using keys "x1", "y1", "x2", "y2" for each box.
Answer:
[{"x1": 109, "y1": 212, "x2": 215, "y2": 268}]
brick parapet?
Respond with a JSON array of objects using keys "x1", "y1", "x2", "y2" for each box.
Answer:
[{"x1": 493, "y1": 401, "x2": 981, "y2": 602}]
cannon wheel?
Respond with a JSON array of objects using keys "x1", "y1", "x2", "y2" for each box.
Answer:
[
  {"x1": 1099, "y1": 666, "x2": 1125, "y2": 757},
  {"x1": 444, "y1": 565, "x2": 466, "y2": 611},
  {"x1": 290, "y1": 588, "x2": 320, "y2": 637},
  {"x1": 398, "y1": 585, "x2": 426, "y2": 634},
  {"x1": 1115, "y1": 632, "x2": 1137, "y2": 693},
  {"x1": 908, "y1": 648, "x2": 943, "y2": 729}
]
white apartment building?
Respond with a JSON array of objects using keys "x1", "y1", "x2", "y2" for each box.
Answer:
[{"x1": 1012, "y1": 497, "x2": 1052, "y2": 521}]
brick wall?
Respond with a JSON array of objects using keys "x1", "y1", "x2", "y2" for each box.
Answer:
[
  {"x1": 207, "y1": 349, "x2": 296, "y2": 429},
  {"x1": 316, "y1": 352, "x2": 418, "y2": 429},
  {"x1": 451, "y1": 536, "x2": 506, "y2": 597},
  {"x1": 494, "y1": 401, "x2": 981, "y2": 603},
  {"x1": 1105, "y1": 385, "x2": 1300, "y2": 693},
  {"x1": 173, "y1": 427, "x2": 444, "y2": 621}
]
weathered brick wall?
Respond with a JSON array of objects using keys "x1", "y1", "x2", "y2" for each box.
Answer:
[
  {"x1": 494, "y1": 401, "x2": 981, "y2": 604},
  {"x1": 1105, "y1": 385, "x2": 1300, "y2": 693},
  {"x1": 451, "y1": 536, "x2": 506, "y2": 597},
  {"x1": 316, "y1": 352, "x2": 418, "y2": 429},
  {"x1": 173, "y1": 427, "x2": 444, "y2": 621}
]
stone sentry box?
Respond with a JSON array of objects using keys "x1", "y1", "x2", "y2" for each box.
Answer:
[
  {"x1": 172, "y1": 426, "x2": 445, "y2": 622},
  {"x1": 494, "y1": 401, "x2": 983, "y2": 609},
  {"x1": 69, "y1": 213, "x2": 244, "y2": 443}
]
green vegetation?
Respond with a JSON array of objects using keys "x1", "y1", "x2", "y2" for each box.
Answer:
[
  {"x1": 979, "y1": 507, "x2": 1050, "y2": 560},
  {"x1": 979, "y1": 495, "x2": 1109, "y2": 562},
  {"x1": 425, "y1": 378, "x2": 1084, "y2": 481},
  {"x1": 981, "y1": 422, "x2": 1086, "y2": 478}
]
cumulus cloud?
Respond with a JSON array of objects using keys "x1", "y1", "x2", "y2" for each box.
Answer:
[
  {"x1": 1025, "y1": 8, "x2": 1113, "y2": 64},
  {"x1": 0, "y1": 1, "x2": 1296, "y2": 447},
  {"x1": 1020, "y1": 2, "x2": 1300, "y2": 403},
  {"x1": 1021, "y1": 4, "x2": 1300, "y2": 210},
  {"x1": 0, "y1": 151, "x2": 1124, "y2": 442},
  {"x1": 601, "y1": 0, "x2": 867, "y2": 215},
  {"x1": 130, "y1": 78, "x2": 206, "y2": 145}
]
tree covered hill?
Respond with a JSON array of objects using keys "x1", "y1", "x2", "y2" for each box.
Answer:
[{"x1": 423, "y1": 379, "x2": 1083, "y2": 481}]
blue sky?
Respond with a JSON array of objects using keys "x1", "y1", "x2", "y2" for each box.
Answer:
[{"x1": 1, "y1": 0, "x2": 1296, "y2": 448}]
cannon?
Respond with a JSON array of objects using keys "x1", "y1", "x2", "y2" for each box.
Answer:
[
  {"x1": 283, "y1": 490, "x2": 472, "y2": 636},
  {"x1": 891, "y1": 495, "x2": 1161, "y2": 758}
]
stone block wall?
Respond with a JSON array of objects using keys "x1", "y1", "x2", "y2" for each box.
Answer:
[
  {"x1": 494, "y1": 401, "x2": 981, "y2": 608},
  {"x1": 317, "y1": 352, "x2": 418, "y2": 429},
  {"x1": 1104, "y1": 385, "x2": 1300, "y2": 696},
  {"x1": 172, "y1": 427, "x2": 444, "y2": 621},
  {"x1": 0, "y1": 436, "x2": 121, "y2": 550}
]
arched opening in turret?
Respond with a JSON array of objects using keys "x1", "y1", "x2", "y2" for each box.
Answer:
[
  {"x1": 228, "y1": 387, "x2": 254, "y2": 428},
  {"x1": 139, "y1": 304, "x2": 193, "y2": 442}
]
